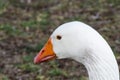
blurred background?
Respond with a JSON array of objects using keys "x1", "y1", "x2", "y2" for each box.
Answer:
[{"x1": 0, "y1": 0, "x2": 120, "y2": 80}]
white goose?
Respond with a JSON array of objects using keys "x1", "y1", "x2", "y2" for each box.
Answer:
[{"x1": 34, "y1": 21, "x2": 119, "y2": 80}]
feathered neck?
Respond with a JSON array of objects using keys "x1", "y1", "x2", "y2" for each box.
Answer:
[
  {"x1": 75, "y1": 49, "x2": 119, "y2": 80},
  {"x1": 84, "y1": 55, "x2": 119, "y2": 80}
]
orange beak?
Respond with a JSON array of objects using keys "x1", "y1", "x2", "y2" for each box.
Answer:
[{"x1": 34, "y1": 38, "x2": 56, "y2": 64}]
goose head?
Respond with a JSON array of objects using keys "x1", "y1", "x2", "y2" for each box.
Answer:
[
  {"x1": 34, "y1": 21, "x2": 93, "y2": 63},
  {"x1": 34, "y1": 21, "x2": 119, "y2": 80}
]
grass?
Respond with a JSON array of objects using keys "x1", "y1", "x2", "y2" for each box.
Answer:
[
  {"x1": 20, "y1": 12, "x2": 50, "y2": 32},
  {"x1": 25, "y1": 41, "x2": 45, "y2": 53},
  {"x1": 36, "y1": 75, "x2": 48, "y2": 80},
  {"x1": 0, "y1": 24, "x2": 22, "y2": 36},
  {"x1": 21, "y1": 20, "x2": 38, "y2": 28},
  {"x1": 22, "y1": 53, "x2": 34, "y2": 62},
  {"x1": 2, "y1": 76, "x2": 9, "y2": 80},
  {"x1": 0, "y1": 0, "x2": 9, "y2": 14},
  {"x1": 48, "y1": 68, "x2": 68, "y2": 77},
  {"x1": 46, "y1": 61, "x2": 68, "y2": 77},
  {"x1": 107, "y1": 0, "x2": 120, "y2": 5},
  {"x1": 16, "y1": 63, "x2": 40, "y2": 73},
  {"x1": 37, "y1": 12, "x2": 51, "y2": 32},
  {"x1": 0, "y1": 74, "x2": 9, "y2": 80}
]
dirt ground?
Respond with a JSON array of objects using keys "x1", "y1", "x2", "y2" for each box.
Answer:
[{"x1": 0, "y1": 0, "x2": 120, "y2": 80}]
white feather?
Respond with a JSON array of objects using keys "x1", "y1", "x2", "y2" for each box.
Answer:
[{"x1": 51, "y1": 21, "x2": 119, "y2": 80}]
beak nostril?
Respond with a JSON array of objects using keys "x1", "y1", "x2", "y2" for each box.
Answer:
[{"x1": 42, "y1": 49, "x2": 45, "y2": 53}]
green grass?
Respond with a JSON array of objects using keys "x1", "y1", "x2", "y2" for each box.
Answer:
[
  {"x1": 107, "y1": 0, "x2": 120, "y2": 5},
  {"x1": 80, "y1": 76, "x2": 88, "y2": 80},
  {"x1": 21, "y1": 20, "x2": 38, "y2": 28},
  {"x1": 0, "y1": 24, "x2": 22, "y2": 36},
  {"x1": 48, "y1": 68, "x2": 68, "y2": 77},
  {"x1": 0, "y1": 74, "x2": 9, "y2": 80},
  {"x1": 0, "y1": 0, "x2": 9, "y2": 14},
  {"x1": 17, "y1": 63, "x2": 40, "y2": 73},
  {"x1": 2, "y1": 76, "x2": 9, "y2": 80},
  {"x1": 37, "y1": 12, "x2": 51, "y2": 32},
  {"x1": 46, "y1": 61, "x2": 68, "y2": 77},
  {"x1": 14, "y1": 53, "x2": 40, "y2": 73},
  {"x1": 36, "y1": 75, "x2": 48, "y2": 80},
  {"x1": 22, "y1": 54, "x2": 34, "y2": 62},
  {"x1": 25, "y1": 42, "x2": 45, "y2": 53},
  {"x1": 20, "y1": 12, "x2": 50, "y2": 32}
]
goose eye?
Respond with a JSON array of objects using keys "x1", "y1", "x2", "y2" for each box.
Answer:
[{"x1": 56, "y1": 35, "x2": 62, "y2": 40}]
